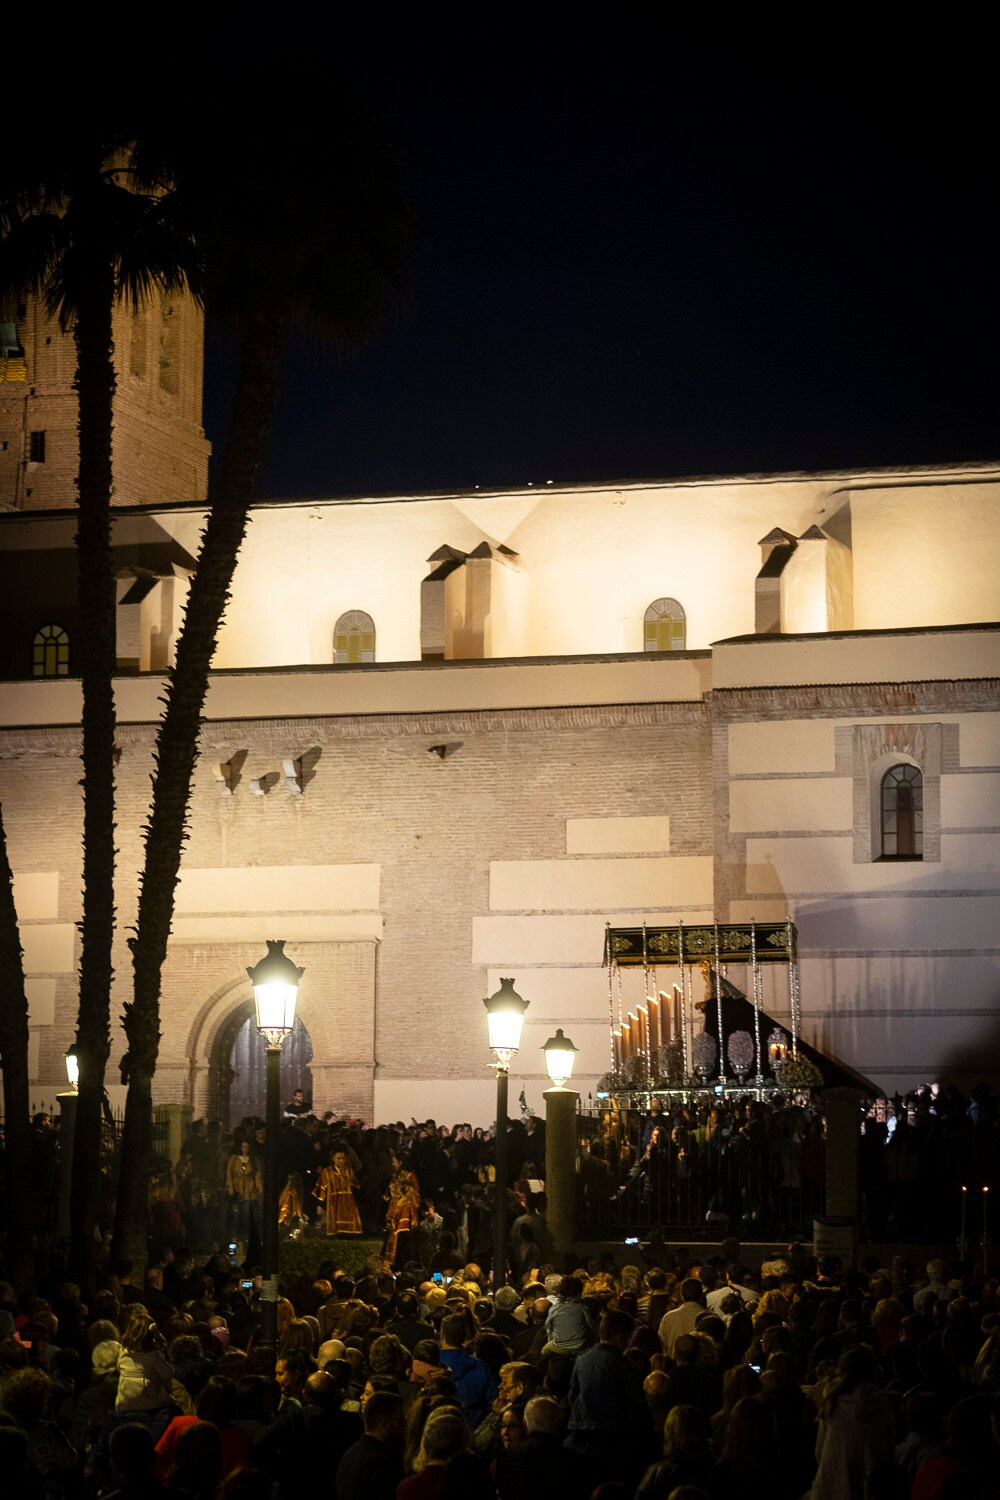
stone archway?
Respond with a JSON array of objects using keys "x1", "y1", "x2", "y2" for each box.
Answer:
[
  {"x1": 181, "y1": 942, "x2": 377, "y2": 1121},
  {"x1": 208, "y1": 1002, "x2": 314, "y2": 1128}
]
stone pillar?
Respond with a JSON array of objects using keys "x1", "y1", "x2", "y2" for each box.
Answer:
[
  {"x1": 159, "y1": 1103, "x2": 193, "y2": 1165},
  {"x1": 823, "y1": 1088, "x2": 864, "y2": 1217},
  {"x1": 544, "y1": 1088, "x2": 579, "y2": 1262}
]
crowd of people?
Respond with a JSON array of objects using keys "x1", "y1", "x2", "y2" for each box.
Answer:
[
  {"x1": 2, "y1": 1229, "x2": 1000, "y2": 1499},
  {"x1": 147, "y1": 1103, "x2": 548, "y2": 1268}
]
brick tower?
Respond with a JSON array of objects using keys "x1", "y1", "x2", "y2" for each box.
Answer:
[{"x1": 0, "y1": 286, "x2": 210, "y2": 512}]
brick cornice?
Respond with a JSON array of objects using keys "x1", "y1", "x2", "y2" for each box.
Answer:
[{"x1": 709, "y1": 679, "x2": 1000, "y2": 722}]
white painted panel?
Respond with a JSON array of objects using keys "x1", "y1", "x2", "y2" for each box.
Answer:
[
  {"x1": 940, "y1": 834, "x2": 1000, "y2": 873},
  {"x1": 175, "y1": 864, "x2": 380, "y2": 914},
  {"x1": 28, "y1": 1031, "x2": 40, "y2": 1080},
  {"x1": 729, "y1": 721, "x2": 837, "y2": 776},
  {"x1": 22, "y1": 924, "x2": 75, "y2": 974},
  {"x1": 373, "y1": 1075, "x2": 607, "y2": 1129},
  {"x1": 489, "y1": 857, "x2": 713, "y2": 912},
  {"x1": 729, "y1": 778, "x2": 852, "y2": 834},
  {"x1": 373, "y1": 1079, "x2": 499, "y2": 1128},
  {"x1": 959, "y1": 714, "x2": 1000, "y2": 768},
  {"x1": 729, "y1": 900, "x2": 791, "y2": 923},
  {"x1": 12, "y1": 872, "x2": 59, "y2": 920},
  {"x1": 566, "y1": 817, "x2": 671, "y2": 855},
  {"x1": 26, "y1": 976, "x2": 56, "y2": 1027},
  {"x1": 487, "y1": 967, "x2": 615, "y2": 1019},
  {"x1": 745, "y1": 837, "x2": 1000, "y2": 895},
  {"x1": 941, "y1": 774, "x2": 1000, "y2": 828},
  {"x1": 473, "y1": 911, "x2": 715, "y2": 966},
  {"x1": 170, "y1": 914, "x2": 383, "y2": 944},
  {"x1": 792, "y1": 895, "x2": 1000, "y2": 954},
  {"x1": 715, "y1": 629, "x2": 999, "y2": 691},
  {"x1": 797, "y1": 952, "x2": 1000, "y2": 1017}
]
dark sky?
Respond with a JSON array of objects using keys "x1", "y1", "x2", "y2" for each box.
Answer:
[{"x1": 204, "y1": 42, "x2": 998, "y2": 500}]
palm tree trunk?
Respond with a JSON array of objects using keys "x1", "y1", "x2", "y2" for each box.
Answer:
[
  {"x1": 69, "y1": 268, "x2": 118, "y2": 1288},
  {"x1": 0, "y1": 803, "x2": 36, "y2": 1292},
  {"x1": 113, "y1": 304, "x2": 286, "y2": 1267}
]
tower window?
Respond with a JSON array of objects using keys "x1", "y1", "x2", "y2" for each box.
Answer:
[
  {"x1": 33, "y1": 625, "x2": 69, "y2": 678},
  {"x1": 334, "y1": 610, "x2": 376, "y2": 664},
  {"x1": 643, "y1": 597, "x2": 686, "y2": 652},
  {"x1": 880, "y1": 764, "x2": 923, "y2": 859},
  {"x1": 29, "y1": 430, "x2": 46, "y2": 463}
]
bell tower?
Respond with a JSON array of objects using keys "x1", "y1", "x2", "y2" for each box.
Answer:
[{"x1": 0, "y1": 286, "x2": 211, "y2": 512}]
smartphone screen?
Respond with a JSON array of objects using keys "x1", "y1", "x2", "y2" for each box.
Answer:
[{"x1": 432, "y1": 1272, "x2": 443, "y2": 1284}]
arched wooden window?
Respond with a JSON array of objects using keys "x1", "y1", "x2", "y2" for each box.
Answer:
[
  {"x1": 334, "y1": 610, "x2": 376, "y2": 664},
  {"x1": 881, "y1": 764, "x2": 923, "y2": 859},
  {"x1": 643, "y1": 597, "x2": 686, "y2": 652},
  {"x1": 33, "y1": 625, "x2": 69, "y2": 678}
]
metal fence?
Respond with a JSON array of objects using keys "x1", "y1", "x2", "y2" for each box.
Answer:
[{"x1": 575, "y1": 1095, "x2": 826, "y2": 1239}]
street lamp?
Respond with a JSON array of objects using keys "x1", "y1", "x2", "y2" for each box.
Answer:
[
  {"x1": 248, "y1": 940, "x2": 304, "y2": 1347},
  {"x1": 484, "y1": 977, "x2": 528, "y2": 1289},
  {"x1": 542, "y1": 1028, "x2": 580, "y2": 1261},
  {"x1": 56, "y1": 1045, "x2": 81, "y2": 1240},
  {"x1": 542, "y1": 1028, "x2": 578, "y2": 1089}
]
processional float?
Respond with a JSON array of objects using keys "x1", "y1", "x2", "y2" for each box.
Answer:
[{"x1": 602, "y1": 919, "x2": 813, "y2": 1101}]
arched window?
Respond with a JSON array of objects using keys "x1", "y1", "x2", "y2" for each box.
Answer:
[
  {"x1": 880, "y1": 764, "x2": 923, "y2": 859},
  {"x1": 33, "y1": 625, "x2": 69, "y2": 678},
  {"x1": 333, "y1": 610, "x2": 375, "y2": 664},
  {"x1": 643, "y1": 597, "x2": 686, "y2": 652}
]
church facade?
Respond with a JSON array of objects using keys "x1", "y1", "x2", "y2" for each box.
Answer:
[{"x1": 2, "y1": 466, "x2": 998, "y2": 1125}]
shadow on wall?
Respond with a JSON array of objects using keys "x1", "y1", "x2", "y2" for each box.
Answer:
[{"x1": 793, "y1": 859, "x2": 1000, "y2": 1086}]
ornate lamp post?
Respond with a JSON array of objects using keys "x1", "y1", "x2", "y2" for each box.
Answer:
[
  {"x1": 542, "y1": 1028, "x2": 578, "y2": 1090},
  {"x1": 484, "y1": 977, "x2": 528, "y2": 1290},
  {"x1": 248, "y1": 940, "x2": 304, "y2": 1347},
  {"x1": 542, "y1": 1027, "x2": 579, "y2": 1262},
  {"x1": 55, "y1": 1045, "x2": 80, "y2": 1240}
]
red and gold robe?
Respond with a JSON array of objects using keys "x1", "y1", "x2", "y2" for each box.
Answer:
[{"x1": 313, "y1": 1164, "x2": 362, "y2": 1235}]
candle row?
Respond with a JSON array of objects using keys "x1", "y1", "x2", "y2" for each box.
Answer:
[{"x1": 612, "y1": 987, "x2": 684, "y2": 1073}]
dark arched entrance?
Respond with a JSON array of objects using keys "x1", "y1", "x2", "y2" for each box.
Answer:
[{"x1": 209, "y1": 999, "x2": 314, "y2": 1128}]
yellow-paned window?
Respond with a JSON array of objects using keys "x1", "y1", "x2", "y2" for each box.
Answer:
[
  {"x1": 643, "y1": 597, "x2": 686, "y2": 652},
  {"x1": 33, "y1": 625, "x2": 70, "y2": 677},
  {"x1": 334, "y1": 610, "x2": 376, "y2": 664}
]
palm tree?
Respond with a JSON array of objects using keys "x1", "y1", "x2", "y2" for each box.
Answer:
[
  {"x1": 112, "y1": 70, "x2": 413, "y2": 1263},
  {"x1": 0, "y1": 132, "x2": 203, "y2": 1283},
  {"x1": 0, "y1": 802, "x2": 34, "y2": 1289}
]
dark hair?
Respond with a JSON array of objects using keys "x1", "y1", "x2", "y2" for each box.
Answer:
[
  {"x1": 599, "y1": 1309, "x2": 634, "y2": 1344},
  {"x1": 171, "y1": 1421, "x2": 223, "y2": 1484},
  {"x1": 109, "y1": 1422, "x2": 156, "y2": 1479},
  {"x1": 196, "y1": 1375, "x2": 238, "y2": 1428},
  {"x1": 364, "y1": 1391, "x2": 404, "y2": 1432},
  {"x1": 559, "y1": 1276, "x2": 582, "y2": 1300},
  {"x1": 441, "y1": 1314, "x2": 468, "y2": 1348}
]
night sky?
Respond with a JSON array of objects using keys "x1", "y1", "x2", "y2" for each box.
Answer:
[{"x1": 203, "y1": 42, "x2": 998, "y2": 500}]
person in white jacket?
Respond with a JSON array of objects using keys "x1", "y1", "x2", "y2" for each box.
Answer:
[
  {"x1": 115, "y1": 1307, "x2": 174, "y2": 1415},
  {"x1": 809, "y1": 1345, "x2": 894, "y2": 1500}
]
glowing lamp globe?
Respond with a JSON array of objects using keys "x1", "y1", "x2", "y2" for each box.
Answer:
[
  {"x1": 65, "y1": 1046, "x2": 80, "y2": 1091},
  {"x1": 543, "y1": 1028, "x2": 578, "y2": 1088},
  {"x1": 484, "y1": 977, "x2": 529, "y2": 1061},
  {"x1": 248, "y1": 941, "x2": 304, "y2": 1045}
]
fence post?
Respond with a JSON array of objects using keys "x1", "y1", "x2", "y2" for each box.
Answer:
[{"x1": 544, "y1": 1087, "x2": 579, "y2": 1262}]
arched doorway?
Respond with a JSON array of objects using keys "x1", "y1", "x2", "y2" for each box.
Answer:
[{"x1": 209, "y1": 1000, "x2": 314, "y2": 1128}]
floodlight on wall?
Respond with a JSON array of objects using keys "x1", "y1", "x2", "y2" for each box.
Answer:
[
  {"x1": 542, "y1": 1028, "x2": 578, "y2": 1089},
  {"x1": 484, "y1": 977, "x2": 529, "y2": 1069},
  {"x1": 248, "y1": 941, "x2": 304, "y2": 1045},
  {"x1": 65, "y1": 1045, "x2": 79, "y2": 1092}
]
